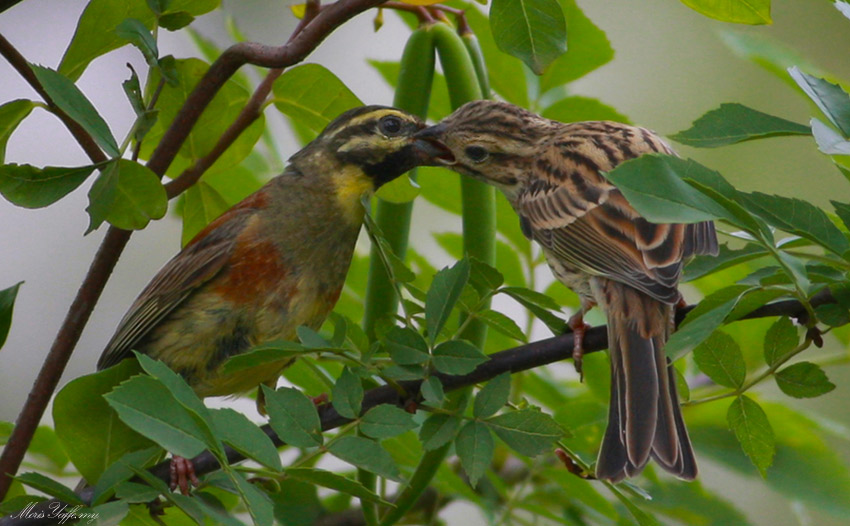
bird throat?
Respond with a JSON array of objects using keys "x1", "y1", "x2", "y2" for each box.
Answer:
[{"x1": 331, "y1": 164, "x2": 373, "y2": 224}]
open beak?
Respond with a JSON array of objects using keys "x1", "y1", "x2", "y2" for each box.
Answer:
[{"x1": 412, "y1": 124, "x2": 456, "y2": 165}]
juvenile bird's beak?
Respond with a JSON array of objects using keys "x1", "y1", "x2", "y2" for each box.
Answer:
[{"x1": 413, "y1": 124, "x2": 456, "y2": 165}]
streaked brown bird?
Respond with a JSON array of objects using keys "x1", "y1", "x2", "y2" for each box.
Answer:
[
  {"x1": 415, "y1": 100, "x2": 717, "y2": 482},
  {"x1": 97, "y1": 106, "x2": 428, "y2": 491}
]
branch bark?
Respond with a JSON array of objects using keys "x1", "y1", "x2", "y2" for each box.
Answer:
[
  {"x1": 0, "y1": 290, "x2": 835, "y2": 526},
  {"x1": 0, "y1": 0, "x2": 387, "y2": 500}
]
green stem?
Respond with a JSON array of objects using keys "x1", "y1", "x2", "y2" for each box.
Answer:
[
  {"x1": 432, "y1": 21, "x2": 494, "y2": 349},
  {"x1": 363, "y1": 24, "x2": 436, "y2": 340}
]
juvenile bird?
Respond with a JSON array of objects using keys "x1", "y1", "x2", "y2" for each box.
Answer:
[
  {"x1": 98, "y1": 106, "x2": 428, "y2": 491},
  {"x1": 415, "y1": 100, "x2": 717, "y2": 482}
]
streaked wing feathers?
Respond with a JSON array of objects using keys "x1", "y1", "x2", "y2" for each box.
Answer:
[{"x1": 96, "y1": 208, "x2": 255, "y2": 369}]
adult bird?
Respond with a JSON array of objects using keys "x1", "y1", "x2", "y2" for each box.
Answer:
[
  {"x1": 97, "y1": 105, "x2": 429, "y2": 492},
  {"x1": 414, "y1": 100, "x2": 717, "y2": 482}
]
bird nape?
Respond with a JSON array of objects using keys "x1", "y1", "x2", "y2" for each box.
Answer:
[
  {"x1": 413, "y1": 99, "x2": 718, "y2": 482},
  {"x1": 96, "y1": 105, "x2": 427, "y2": 493}
]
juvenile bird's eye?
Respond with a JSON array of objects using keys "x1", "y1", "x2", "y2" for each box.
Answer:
[
  {"x1": 464, "y1": 145, "x2": 489, "y2": 163},
  {"x1": 379, "y1": 115, "x2": 403, "y2": 136}
]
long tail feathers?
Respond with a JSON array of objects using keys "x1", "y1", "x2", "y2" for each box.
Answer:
[{"x1": 594, "y1": 280, "x2": 697, "y2": 482}]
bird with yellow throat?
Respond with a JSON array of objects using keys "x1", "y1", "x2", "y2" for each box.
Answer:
[{"x1": 97, "y1": 106, "x2": 429, "y2": 492}]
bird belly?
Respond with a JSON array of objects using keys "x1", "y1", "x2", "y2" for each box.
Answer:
[
  {"x1": 543, "y1": 249, "x2": 594, "y2": 301},
  {"x1": 138, "y1": 278, "x2": 340, "y2": 398}
]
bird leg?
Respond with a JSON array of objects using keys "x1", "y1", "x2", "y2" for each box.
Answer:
[
  {"x1": 169, "y1": 456, "x2": 200, "y2": 495},
  {"x1": 568, "y1": 311, "x2": 592, "y2": 380}
]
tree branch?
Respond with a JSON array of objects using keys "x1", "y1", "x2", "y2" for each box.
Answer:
[
  {"x1": 1, "y1": 290, "x2": 835, "y2": 525},
  {"x1": 0, "y1": 0, "x2": 390, "y2": 500}
]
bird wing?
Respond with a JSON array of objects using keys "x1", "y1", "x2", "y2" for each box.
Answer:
[
  {"x1": 518, "y1": 158, "x2": 716, "y2": 304},
  {"x1": 97, "y1": 198, "x2": 263, "y2": 370}
]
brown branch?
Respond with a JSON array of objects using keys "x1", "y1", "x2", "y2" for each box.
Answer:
[
  {"x1": 0, "y1": 0, "x2": 391, "y2": 501},
  {"x1": 163, "y1": 67, "x2": 282, "y2": 198},
  {"x1": 1, "y1": 290, "x2": 836, "y2": 525}
]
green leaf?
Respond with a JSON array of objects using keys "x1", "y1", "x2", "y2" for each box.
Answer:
[
  {"x1": 812, "y1": 117, "x2": 850, "y2": 155},
  {"x1": 104, "y1": 375, "x2": 209, "y2": 459},
  {"x1": 0, "y1": 281, "x2": 22, "y2": 350},
  {"x1": 0, "y1": 164, "x2": 95, "y2": 209},
  {"x1": 86, "y1": 159, "x2": 167, "y2": 232},
  {"x1": 331, "y1": 367, "x2": 363, "y2": 419},
  {"x1": 116, "y1": 18, "x2": 158, "y2": 66},
  {"x1": 53, "y1": 360, "x2": 156, "y2": 484},
  {"x1": 134, "y1": 352, "x2": 212, "y2": 429},
  {"x1": 15, "y1": 472, "x2": 83, "y2": 505},
  {"x1": 359, "y1": 404, "x2": 417, "y2": 439},
  {"x1": 30, "y1": 64, "x2": 119, "y2": 156},
  {"x1": 679, "y1": 0, "x2": 771, "y2": 25},
  {"x1": 727, "y1": 395, "x2": 775, "y2": 477},
  {"x1": 421, "y1": 376, "x2": 445, "y2": 406},
  {"x1": 539, "y1": 0, "x2": 614, "y2": 92},
  {"x1": 741, "y1": 191, "x2": 850, "y2": 257},
  {"x1": 815, "y1": 302, "x2": 850, "y2": 327},
  {"x1": 114, "y1": 481, "x2": 161, "y2": 503},
  {"x1": 26, "y1": 426, "x2": 69, "y2": 473},
  {"x1": 159, "y1": 11, "x2": 196, "y2": 31},
  {"x1": 610, "y1": 487, "x2": 662, "y2": 526},
  {"x1": 604, "y1": 154, "x2": 733, "y2": 224},
  {"x1": 763, "y1": 316, "x2": 798, "y2": 366},
  {"x1": 671, "y1": 103, "x2": 810, "y2": 148},
  {"x1": 269, "y1": 479, "x2": 322, "y2": 526},
  {"x1": 485, "y1": 409, "x2": 563, "y2": 456},
  {"x1": 789, "y1": 67, "x2": 850, "y2": 137},
  {"x1": 473, "y1": 372, "x2": 511, "y2": 418},
  {"x1": 180, "y1": 182, "x2": 229, "y2": 246},
  {"x1": 693, "y1": 330, "x2": 746, "y2": 388},
  {"x1": 285, "y1": 468, "x2": 393, "y2": 506},
  {"x1": 541, "y1": 95, "x2": 629, "y2": 124},
  {"x1": 425, "y1": 259, "x2": 470, "y2": 343},
  {"x1": 684, "y1": 242, "x2": 767, "y2": 281},
  {"x1": 328, "y1": 436, "x2": 402, "y2": 481},
  {"x1": 272, "y1": 64, "x2": 363, "y2": 133},
  {"x1": 666, "y1": 289, "x2": 742, "y2": 360},
  {"x1": 383, "y1": 326, "x2": 430, "y2": 365},
  {"x1": 454, "y1": 421, "x2": 494, "y2": 488},
  {"x1": 58, "y1": 0, "x2": 218, "y2": 80},
  {"x1": 219, "y1": 339, "x2": 302, "y2": 376},
  {"x1": 262, "y1": 385, "x2": 323, "y2": 448},
  {"x1": 501, "y1": 286, "x2": 566, "y2": 334},
  {"x1": 475, "y1": 309, "x2": 527, "y2": 343},
  {"x1": 432, "y1": 340, "x2": 488, "y2": 375},
  {"x1": 91, "y1": 446, "x2": 162, "y2": 505},
  {"x1": 210, "y1": 408, "x2": 282, "y2": 470},
  {"x1": 0, "y1": 99, "x2": 35, "y2": 162},
  {"x1": 490, "y1": 0, "x2": 567, "y2": 75},
  {"x1": 232, "y1": 470, "x2": 275, "y2": 526},
  {"x1": 469, "y1": 257, "x2": 505, "y2": 292},
  {"x1": 419, "y1": 413, "x2": 464, "y2": 450},
  {"x1": 774, "y1": 362, "x2": 835, "y2": 398}
]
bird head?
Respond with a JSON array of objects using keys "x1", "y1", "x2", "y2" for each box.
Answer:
[
  {"x1": 413, "y1": 100, "x2": 553, "y2": 198},
  {"x1": 291, "y1": 105, "x2": 432, "y2": 189}
]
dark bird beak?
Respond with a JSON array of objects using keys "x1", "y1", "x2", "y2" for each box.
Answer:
[{"x1": 412, "y1": 124, "x2": 456, "y2": 165}]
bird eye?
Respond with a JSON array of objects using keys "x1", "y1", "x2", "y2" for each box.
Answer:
[
  {"x1": 464, "y1": 145, "x2": 489, "y2": 163},
  {"x1": 379, "y1": 115, "x2": 403, "y2": 136}
]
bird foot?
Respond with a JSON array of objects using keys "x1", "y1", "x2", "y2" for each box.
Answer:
[
  {"x1": 169, "y1": 456, "x2": 200, "y2": 495},
  {"x1": 567, "y1": 312, "x2": 591, "y2": 381}
]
